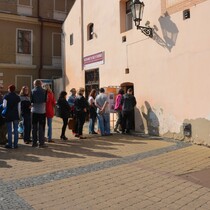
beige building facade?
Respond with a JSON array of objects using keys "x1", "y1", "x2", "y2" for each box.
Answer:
[
  {"x1": 63, "y1": 0, "x2": 210, "y2": 145},
  {"x1": 0, "y1": 0, "x2": 75, "y2": 91}
]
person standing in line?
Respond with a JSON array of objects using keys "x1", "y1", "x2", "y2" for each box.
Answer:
[
  {"x1": 43, "y1": 84, "x2": 56, "y2": 143},
  {"x1": 67, "y1": 88, "x2": 77, "y2": 134},
  {"x1": 19, "y1": 86, "x2": 31, "y2": 144},
  {"x1": 57, "y1": 91, "x2": 70, "y2": 140},
  {"x1": 114, "y1": 88, "x2": 124, "y2": 133},
  {"x1": 88, "y1": 89, "x2": 97, "y2": 134},
  {"x1": 74, "y1": 87, "x2": 88, "y2": 139},
  {"x1": 67, "y1": 88, "x2": 76, "y2": 113},
  {"x1": 3, "y1": 85, "x2": 20, "y2": 149},
  {"x1": 95, "y1": 88, "x2": 111, "y2": 136},
  {"x1": 121, "y1": 88, "x2": 136, "y2": 134},
  {"x1": 31, "y1": 79, "x2": 47, "y2": 148}
]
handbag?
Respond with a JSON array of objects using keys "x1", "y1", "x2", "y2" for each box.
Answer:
[
  {"x1": 55, "y1": 104, "x2": 61, "y2": 117},
  {"x1": 1, "y1": 105, "x2": 7, "y2": 118},
  {"x1": 68, "y1": 118, "x2": 75, "y2": 130}
]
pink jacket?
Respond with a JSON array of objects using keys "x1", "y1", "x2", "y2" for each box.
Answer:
[{"x1": 114, "y1": 94, "x2": 122, "y2": 111}]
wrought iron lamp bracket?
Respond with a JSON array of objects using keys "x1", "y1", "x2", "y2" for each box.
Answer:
[{"x1": 137, "y1": 25, "x2": 153, "y2": 38}]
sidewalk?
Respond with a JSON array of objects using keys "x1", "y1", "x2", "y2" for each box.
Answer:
[{"x1": 1, "y1": 117, "x2": 210, "y2": 210}]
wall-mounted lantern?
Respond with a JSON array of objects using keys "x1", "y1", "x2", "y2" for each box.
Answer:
[{"x1": 130, "y1": 0, "x2": 153, "y2": 38}]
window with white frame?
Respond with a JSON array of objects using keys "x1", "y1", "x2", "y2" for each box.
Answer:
[
  {"x1": 53, "y1": 0, "x2": 67, "y2": 21},
  {"x1": 17, "y1": 29, "x2": 32, "y2": 54},
  {"x1": 17, "y1": 0, "x2": 32, "y2": 15}
]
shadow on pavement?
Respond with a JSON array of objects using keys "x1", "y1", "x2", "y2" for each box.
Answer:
[{"x1": 0, "y1": 134, "x2": 148, "y2": 169}]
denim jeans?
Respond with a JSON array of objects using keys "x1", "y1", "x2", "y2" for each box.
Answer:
[
  {"x1": 89, "y1": 116, "x2": 97, "y2": 133},
  {"x1": 32, "y1": 113, "x2": 46, "y2": 145},
  {"x1": 97, "y1": 112, "x2": 110, "y2": 135},
  {"x1": 47, "y1": 117, "x2": 52, "y2": 140},
  {"x1": 22, "y1": 113, "x2": 31, "y2": 141},
  {"x1": 6, "y1": 120, "x2": 19, "y2": 147}
]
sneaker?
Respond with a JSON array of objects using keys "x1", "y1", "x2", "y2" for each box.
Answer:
[
  {"x1": 114, "y1": 128, "x2": 120, "y2": 133},
  {"x1": 32, "y1": 143, "x2": 38, "y2": 147},
  {"x1": 79, "y1": 136, "x2": 87, "y2": 139},
  {"x1": 60, "y1": 136, "x2": 68, "y2": 140},
  {"x1": 14, "y1": 145, "x2": 18, "y2": 149},
  {"x1": 24, "y1": 141, "x2": 30, "y2": 144},
  {"x1": 48, "y1": 140, "x2": 55, "y2": 143},
  {"x1": 5, "y1": 144, "x2": 12, "y2": 149},
  {"x1": 75, "y1": 134, "x2": 80, "y2": 138},
  {"x1": 39, "y1": 144, "x2": 48, "y2": 148}
]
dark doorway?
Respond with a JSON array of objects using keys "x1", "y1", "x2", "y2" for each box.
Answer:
[{"x1": 85, "y1": 69, "x2": 99, "y2": 99}]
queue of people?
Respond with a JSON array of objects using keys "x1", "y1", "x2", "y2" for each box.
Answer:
[{"x1": 1, "y1": 80, "x2": 137, "y2": 149}]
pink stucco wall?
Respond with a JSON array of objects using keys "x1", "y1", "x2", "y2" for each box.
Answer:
[{"x1": 63, "y1": 0, "x2": 210, "y2": 145}]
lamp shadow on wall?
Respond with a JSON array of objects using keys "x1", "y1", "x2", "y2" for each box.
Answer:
[
  {"x1": 152, "y1": 12, "x2": 179, "y2": 52},
  {"x1": 141, "y1": 101, "x2": 160, "y2": 136}
]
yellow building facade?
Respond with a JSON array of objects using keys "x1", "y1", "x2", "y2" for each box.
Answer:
[{"x1": 0, "y1": 0, "x2": 75, "y2": 91}]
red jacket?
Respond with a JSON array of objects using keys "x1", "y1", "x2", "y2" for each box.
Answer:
[{"x1": 46, "y1": 91, "x2": 56, "y2": 118}]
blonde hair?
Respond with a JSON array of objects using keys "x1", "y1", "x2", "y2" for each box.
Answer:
[
  {"x1": 19, "y1": 86, "x2": 30, "y2": 96},
  {"x1": 33, "y1": 79, "x2": 42, "y2": 87},
  {"x1": 78, "y1": 87, "x2": 85, "y2": 95},
  {"x1": 43, "y1": 84, "x2": 52, "y2": 92}
]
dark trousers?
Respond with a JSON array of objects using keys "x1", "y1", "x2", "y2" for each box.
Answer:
[
  {"x1": 122, "y1": 110, "x2": 132, "y2": 133},
  {"x1": 22, "y1": 113, "x2": 31, "y2": 141},
  {"x1": 32, "y1": 113, "x2": 46, "y2": 145},
  {"x1": 61, "y1": 117, "x2": 68, "y2": 138},
  {"x1": 75, "y1": 112, "x2": 86, "y2": 135}
]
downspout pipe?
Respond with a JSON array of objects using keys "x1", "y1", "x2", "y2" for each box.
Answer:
[{"x1": 38, "y1": 0, "x2": 43, "y2": 79}]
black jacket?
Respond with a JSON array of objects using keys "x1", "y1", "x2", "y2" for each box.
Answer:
[
  {"x1": 57, "y1": 98, "x2": 70, "y2": 118},
  {"x1": 121, "y1": 93, "x2": 136, "y2": 112}
]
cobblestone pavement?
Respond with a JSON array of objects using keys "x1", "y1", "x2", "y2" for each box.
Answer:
[{"x1": 1, "y1": 117, "x2": 210, "y2": 209}]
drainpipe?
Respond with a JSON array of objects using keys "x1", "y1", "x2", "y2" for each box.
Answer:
[
  {"x1": 81, "y1": 0, "x2": 84, "y2": 70},
  {"x1": 38, "y1": 0, "x2": 43, "y2": 79}
]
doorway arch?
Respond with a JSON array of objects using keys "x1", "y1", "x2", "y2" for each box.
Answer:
[{"x1": 120, "y1": 82, "x2": 134, "y2": 94}]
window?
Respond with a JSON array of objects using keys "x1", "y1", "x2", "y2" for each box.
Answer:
[
  {"x1": 70, "y1": 34, "x2": 73, "y2": 45},
  {"x1": 120, "y1": 0, "x2": 133, "y2": 33},
  {"x1": 126, "y1": 0, "x2": 133, "y2": 31},
  {"x1": 52, "y1": 33, "x2": 61, "y2": 57},
  {"x1": 17, "y1": 0, "x2": 32, "y2": 15},
  {"x1": 17, "y1": 30, "x2": 32, "y2": 54},
  {"x1": 87, "y1": 23, "x2": 94, "y2": 40},
  {"x1": 54, "y1": 0, "x2": 66, "y2": 12},
  {"x1": 18, "y1": 0, "x2": 32, "y2": 6},
  {"x1": 53, "y1": 0, "x2": 67, "y2": 20},
  {"x1": 52, "y1": 33, "x2": 61, "y2": 67}
]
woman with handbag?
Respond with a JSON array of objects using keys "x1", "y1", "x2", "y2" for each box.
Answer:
[
  {"x1": 74, "y1": 87, "x2": 88, "y2": 139},
  {"x1": 57, "y1": 91, "x2": 70, "y2": 140}
]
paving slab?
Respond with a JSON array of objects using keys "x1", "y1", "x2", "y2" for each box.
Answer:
[{"x1": 1, "y1": 117, "x2": 210, "y2": 209}]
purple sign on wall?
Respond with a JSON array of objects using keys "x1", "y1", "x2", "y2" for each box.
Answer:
[{"x1": 83, "y1": 52, "x2": 105, "y2": 69}]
